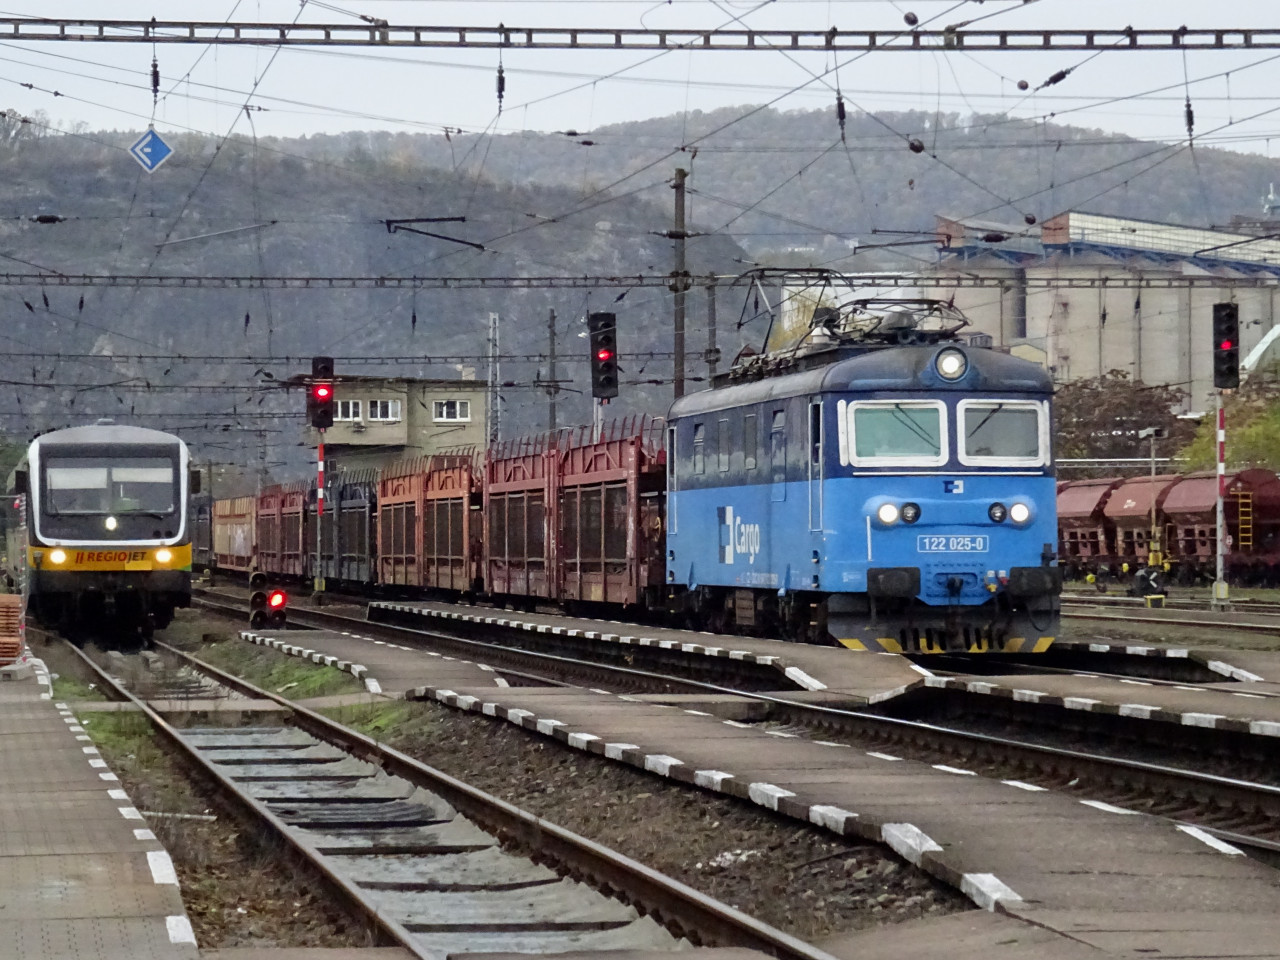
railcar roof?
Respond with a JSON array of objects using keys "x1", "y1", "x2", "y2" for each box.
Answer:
[
  {"x1": 669, "y1": 345, "x2": 1052, "y2": 418},
  {"x1": 32, "y1": 424, "x2": 186, "y2": 448}
]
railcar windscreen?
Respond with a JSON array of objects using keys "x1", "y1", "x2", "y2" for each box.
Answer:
[
  {"x1": 44, "y1": 457, "x2": 176, "y2": 515},
  {"x1": 846, "y1": 400, "x2": 948, "y2": 467},
  {"x1": 957, "y1": 400, "x2": 1048, "y2": 466}
]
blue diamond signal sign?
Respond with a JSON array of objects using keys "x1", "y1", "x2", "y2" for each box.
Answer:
[{"x1": 129, "y1": 128, "x2": 173, "y2": 173}]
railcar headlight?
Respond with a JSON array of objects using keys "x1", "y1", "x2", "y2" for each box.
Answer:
[
  {"x1": 936, "y1": 348, "x2": 968, "y2": 380},
  {"x1": 1009, "y1": 502, "x2": 1031, "y2": 524},
  {"x1": 49, "y1": 548, "x2": 66, "y2": 565},
  {"x1": 901, "y1": 502, "x2": 921, "y2": 524},
  {"x1": 155, "y1": 549, "x2": 173, "y2": 564},
  {"x1": 104, "y1": 515, "x2": 118, "y2": 531},
  {"x1": 988, "y1": 502, "x2": 1007, "y2": 523},
  {"x1": 877, "y1": 503, "x2": 900, "y2": 525}
]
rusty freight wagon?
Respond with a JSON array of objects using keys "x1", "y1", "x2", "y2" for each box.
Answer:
[
  {"x1": 310, "y1": 467, "x2": 379, "y2": 586},
  {"x1": 212, "y1": 495, "x2": 256, "y2": 573},
  {"x1": 378, "y1": 452, "x2": 480, "y2": 592},
  {"x1": 257, "y1": 481, "x2": 309, "y2": 579}
]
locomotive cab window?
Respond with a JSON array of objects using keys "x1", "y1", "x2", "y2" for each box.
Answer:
[
  {"x1": 957, "y1": 399, "x2": 1047, "y2": 467},
  {"x1": 44, "y1": 457, "x2": 176, "y2": 515},
  {"x1": 845, "y1": 400, "x2": 947, "y2": 467}
]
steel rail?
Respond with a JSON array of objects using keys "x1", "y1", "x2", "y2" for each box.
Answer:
[
  {"x1": 2, "y1": 19, "x2": 1278, "y2": 52},
  {"x1": 1062, "y1": 603, "x2": 1280, "y2": 634},
  {"x1": 193, "y1": 595, "x2": 1280, "y2": 824},
  {"x1": 57, "y1": 639, "x2": 432, "y2": 960},
  {"x1": 6, "y1": 272, "x2": 1280, "y2": 290},
  {"x1": 149, "y1": 639, "x2": 846, "y2": 960}
]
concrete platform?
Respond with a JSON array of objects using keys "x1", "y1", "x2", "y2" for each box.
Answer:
[
  {"x1": 923, "y1": 667, "x2": 1280, "y2": 739},
  {"x1": 240, "y1": 628, "x2": 507, "y2": 698},
  {"x1": 239, "y1": 628, "x2": 1280, "y2": 957},
  {"x1": 200, "y1": 949, "x2": 416, "y2": 959},
  {"x1": 367, "y1": 600, "x2": 927, "y2": 704},
  {"x1": 0, "y1": 659, "x2": 198, "y2": 959}
]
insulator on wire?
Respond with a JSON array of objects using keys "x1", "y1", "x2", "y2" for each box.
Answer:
[
  {"x1": 1184, "y1": 97, "x2": 1195, "y2": 138},
  {"x1": 835, "y1": 94, "x2": 847, "y2": 143},
  {"x1": 150, "y1": 57, "x2": 160, "y2": 105},
  {"x1": 496, "y1": 64, "x2": 505, "y2": 111}
]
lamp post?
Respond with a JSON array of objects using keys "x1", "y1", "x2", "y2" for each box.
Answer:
[{"x1": 1136, "y1": 427, "x2": 1168, "y2": 568}]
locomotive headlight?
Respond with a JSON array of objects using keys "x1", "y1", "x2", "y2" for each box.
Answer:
[
  {"x1": 49, "y1": 548, "x2": 66, "y2": 565},
  {"x1": 155, "y1": 549, "x2": 173, "y2": 564},
  {"x1": 901, "y1": 502, "x2": 921, "y2": 524},
  {"x1": 104, "y1": 515, "x2": 118, "y2": 531},
  {"x1": 988, "y1": 502, "x2": 1007, "y2": 523},
  {"x1": 1009, "y1": 502, "x2": 1032, "y2": 524},
  {"x1": 877, "y1": 503, "x2": 900, "y2": 525},
  {"x1": 936, "y1": 348, "x2": 968, "y2": 380}
]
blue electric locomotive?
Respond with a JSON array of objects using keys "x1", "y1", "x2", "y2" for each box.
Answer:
[{"x1": 666, "y1": 318, "x2": 1059, "y2": 653}]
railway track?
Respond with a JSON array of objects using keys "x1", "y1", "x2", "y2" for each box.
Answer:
[
  {"x1": 1062, "y1": 599, "x2": 1280, "y2": 634},
  {"x1": 187, "y1": 594, "x2": 1280, "y2": 862},
  {"x1": 62, "y1": 637, "x2": 843, "y2": 960}
]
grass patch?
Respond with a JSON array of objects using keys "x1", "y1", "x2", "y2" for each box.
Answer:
[
  {"x1": 194, "y1": 636, "x2": 364, "y2": 699},
  {"x1": 50, "y1": 671, "x2": 108, "y2": 702},
  {"x1": 323, "y1": 701, "x2": 419, "y2": 739}
]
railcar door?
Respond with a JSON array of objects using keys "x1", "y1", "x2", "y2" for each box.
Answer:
[
  {"x1": 807, "y1": 399, "x2": 823, "y2": 530},
  {"x1": 770, "y1": 409, "x2": 786, "y2": 503}
]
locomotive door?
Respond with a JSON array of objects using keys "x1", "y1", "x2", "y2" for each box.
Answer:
[{"x1": 807, "y1": 399, "x2": 823, "y2": 530}]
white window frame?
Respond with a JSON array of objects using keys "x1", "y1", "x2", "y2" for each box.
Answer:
[
  {"x1": 368, "y1": 398, "x2": 403, "y2": 422},
  {"x1": 335, "y1": 399, "x2": 362, "y2": 422},
  {"x1": 432, "y1": 399, "x2": 470, "y2": 422},
  {"x1": 956, "y1": 398, "x2": 1049, "y2": 468},
  {"x1": 843, "y1": 399, "x2": 949, "y2": 468}
]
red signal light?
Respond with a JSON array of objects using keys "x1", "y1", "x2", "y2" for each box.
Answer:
[
  {"x1": 313, "y1": 384, "x2": 332, "y2": 400},
  {"x1": 1220, "y1": 340, "x2": 1234, "y2": 350},
  {"x1": 596, "y1": 348, "x2": 614, "y2": 362},
  {"x1": 268, "y1": 590, "x2": 287, "y2": 609}
]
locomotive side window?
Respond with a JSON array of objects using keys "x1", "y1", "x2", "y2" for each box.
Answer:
[
  {"x1": 717, "y1": 419, "x2": 730, "y2": 472},
  {"x1": 957, "y1": 400, "x2": 1047, "y2": 467},
  {"x1": 743, "y1": 414, "x2": 757, "y2": 470},
  {"x1": 846, "y1": 401, "x2": 948, "y2": 467},
  {"x1": 770, "y1": 411, "x2": 786, "y2": 485},
  {"x1": 692, "y1": 423, "x2": 706, "y2": 475}
]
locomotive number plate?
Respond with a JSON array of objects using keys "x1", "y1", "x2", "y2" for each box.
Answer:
[{"x1": 916, "y1": 535, "x2": 989, "y2": 553}]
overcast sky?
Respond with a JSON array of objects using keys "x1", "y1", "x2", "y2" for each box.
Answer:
[{"x1": 2, "y1": 0, "x2": 1280, "y2": 158}]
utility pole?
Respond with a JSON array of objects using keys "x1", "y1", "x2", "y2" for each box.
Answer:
[
  {"x1": 547, "y1": 308, "x2": 558, "y2": 433},
  {"x1": 486, "y1": 311, "x2": 501, "y2": 445},
  {"x1": 670, "y1": 167, "x2": 690, "y2": 399}
]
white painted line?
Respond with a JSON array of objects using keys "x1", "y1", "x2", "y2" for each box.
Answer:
[
  {"x1": 722, "y1": 720, "x2": 753, "y2": 729},
  {"x1": 1177, "y1": 824, "x2": 1245, "y2": 856},
  {"x1": 645, "y1": 754, "x2": 683, "y2": 775},
  {"x1": 108, "y1": 788, "x2": 130, "y2": 800},
  {"x1": 748, "y1": 782, "x2": 796, "y2": 810},
  {"x1": 1234, "y1": 692, "x2": 1265, "y2": 699},
  {"x1": 167, "y1": 915, "x2": 197, "y2": 945},
  {"x1": 1063, "y1": 697, "x2": 1101, "y2": 711},
  {"x1": 784, "y1": 666, "x2": 827, "y2": 691},
  {"x1": 89, "y1": 759, "x2": 107, "y2": 769},
  {"x1": 1002, "y1": 780, "x2": 1047, "y2": 792},
  {"x1": 1175, "y1": 685, "x2": 1207, "y2": 692},
  {"x1": 966, "y1": 681, "x2": 995, "y2": 694},
  {"x1": 881, "y1": 822, "x2": 942, "y2": 865},
  {"x1": 766, "y1": 730, "x2": 799, "y2": 738},
  {"x1": 1012, "y1": 689, "x2": 1043, "y2": 703},
  {"x1": 909, "y1": 662, "x2": 934, "y2": 677},
  {"x1": 119, "y1": 806, "x2": 144, "y2": 820},
  {"x1": 1251, "y1": 721, "x2": 1280, "y2": 736},
  {"x1": 683, "y1": 709, "x2": 712, "y2": 717},
  {"x1": 1118, "y1": 679, "x2": 1152, "y2": 686},
  {"x1": 932, "y1": 764, "x2": 975, "y2": 776},
  {"x1": 604, "y1": 742, "x2": 638, "y2": 760},
  {"x1": 1206, "y1": 660, "x2": 1264, "y2": 682},
  {"x1": 813, "y1": 740, "x2": 851, "y2": 748},
  {"x1": 363, "y1": 677, "x2": 383, "y2": 694},
  {"x1": 694, "y1": 770, "x2": 734, "y2": 789},
  {"x1": 98, "y1": 772, "x2": 118, "y2": 781},
  {"x1": 54, "y1": 701, "x2": 67, "y2": 709},
  {"x1": 494, "y1": 677, "x2": 510, "y2": 688},
  {"x1": 866, "y1": 751, "x2": 902, "y2": 761},
  {"x1": 1080, "y1": 799, "x2": 1139, "y2": 815},
  {"x1": 148, "y1": 850, "x2": 179, "y2": 885},
  {"x1": 1119, "y1": 704, "x2": 1158, "y2": 719},
  {"x1": 961, "y1": 873, "x2": 1023, "y2": 911},
  {"x1": 809, "y1": 804, "x2": 858, "y2": 832},
  {"x1": 924, "y1": 676, "x2": 947, "y2": 689},
  {"x1": 82, "y1": 746, "x2": 99, "y2": 754},
  {"x1": 134, "y1": 828, "x2": 156, "y2": 841}
]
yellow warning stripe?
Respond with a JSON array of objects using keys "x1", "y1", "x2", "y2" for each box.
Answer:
[{"x1": 839, "y1": 634, "x2": 1056, "y2": 654}]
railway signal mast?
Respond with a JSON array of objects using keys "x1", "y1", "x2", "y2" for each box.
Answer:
[
  {"x1": 1211, "y1": 303, "x2": 1240, "y2": 608},
  {"x1": 308, "y1": 356, "x2": 336, "y2": 599},
  {"x1": 587, "y1": 312, "x2": 619, "y2": 440}
]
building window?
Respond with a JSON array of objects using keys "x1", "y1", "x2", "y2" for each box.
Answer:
[
  {"x1": 336, "y1": 399, "x2": 361, "y2": 422},
  {"x1": 368, "y1": 399, "x2": 403, "y2": 422},
  {"x1": 432, "y1": 399, "x2": 470, "y2": 422}
]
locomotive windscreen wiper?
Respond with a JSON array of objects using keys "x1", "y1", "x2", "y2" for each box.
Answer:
[
  {"x1": 890, "y1": 403, "x2": 939, "y2": 449},
  {"x1": 967, "y1": 403, "x2": 1004, "y2": 438}
]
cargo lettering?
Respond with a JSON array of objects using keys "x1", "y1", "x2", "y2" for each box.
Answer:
[
  {"x1": 717, "y1": 506, "x2": 761, "y2": 565},
  {"x1": 73, "y1": 551, "x2": 149, "y2": 563}
]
